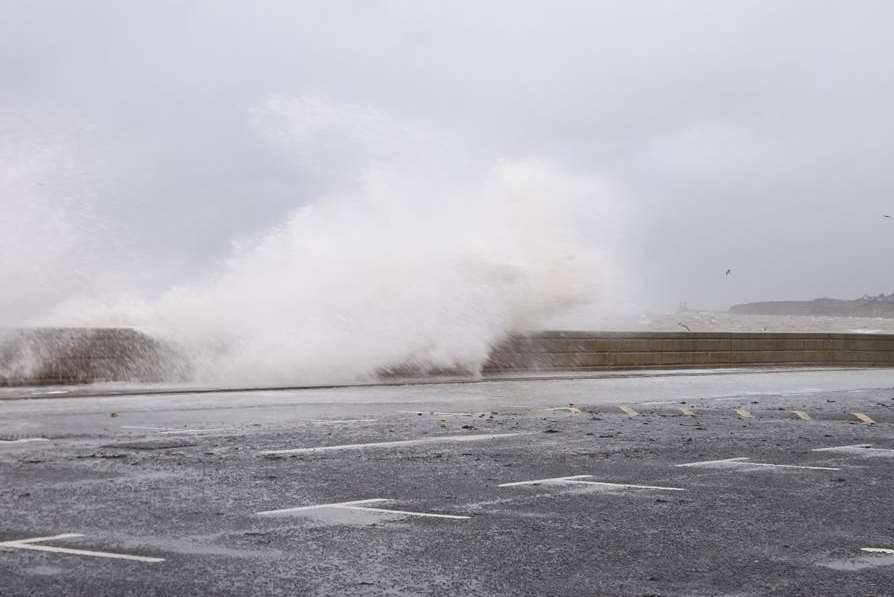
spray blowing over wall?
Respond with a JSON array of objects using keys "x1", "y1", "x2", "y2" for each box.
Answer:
[{"x1": 4, "y1": 97, "x2": 629, "y2": 385}]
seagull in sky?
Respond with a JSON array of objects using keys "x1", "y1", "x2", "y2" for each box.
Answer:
[
  {"x1": 725, "y1": 268, "x2": 732, "y2": 276},
  {"x1": 677, "y1": 322, "x2": 691, "y2": 332}
]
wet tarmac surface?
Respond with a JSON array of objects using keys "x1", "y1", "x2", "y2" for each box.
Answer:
[{"x1": 2, "y1": 368, "x2": 894, "y2": 596}]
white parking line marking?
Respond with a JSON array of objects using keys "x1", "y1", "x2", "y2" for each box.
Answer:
[
  {"x1": 256, "y1": 498, "x2": 389, "y2": 516},
  {"x1": 790, "y1": 410, "x2": 812, "y2": 421},
  {"x1": 618, "y1": 405, "x2": 639, "y2": 417},
  {"x1": 0, "y1": 438, "x2": 49, "y2": 444},
  {"x1": 821, "y1": 549, "x2": 894, "y2": 571},
  {"x1": 812, "y1": 444, "x2": 873, "y2": 452},
  {"x1": 862, "y1": 548, "x2": 894, "y2": 555},
  {"x1": 310, "y1": 419, "x2": 377, "y2": 425},
  {"x1": 159, "y1": 429, "x2": 224, "y2": 435},
  {"x1": 852, "y1": 412, "x2": 875, "y2": 425},
  {"x1": 812, "y1": 444, "x2": 894, "y2": 456},
  {"x1": 256, "y1": 499, "x2": 469, "y2": 520},
  {"x1": 0, "y1": 534, "x2": 164, "y2": 563},
  {"x1": 738, "y1": 462, "x2": 840, "y2": 471},
  {"x1": 676, "y1": 457, "x2": 839, "y2": 471},
  {"x1": 498, "y1": 475, "x2": 594, "y2": 487},
  {"x1": 676, "y1": 457, "x2": 750, "y2": 467},
  {"x1": 338, "y1": 506, "x2": 470, "y2": 519},
  {"x1": 565, "y1": 480, "x2": 686, "y2": 491},
  {"x1": 498, "y1": 475, "x2": 685, "y2": 491},
  {"x1": 259, "y1": 433, "x2": 521, "y2": 455},
  {"x1": 4, "y1": 533, "x2": 84, "y2": 544},
  {"x1": 121, "y1": 426, "x2": 224, "y2": 434},
  {"x1": 398, "y1": 411, "x2": 480, "y2": 417}
]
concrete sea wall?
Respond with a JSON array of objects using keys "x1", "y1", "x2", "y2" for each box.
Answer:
[
  {"x1": 3, "y1": 328, "x2": 894, "y2": 386},
  {"x1": 484, "y1": 331, "x2": 894, "y2": 372},
  {"x1": 0, "y1": 328, "x2": 188, "y2": 386}
]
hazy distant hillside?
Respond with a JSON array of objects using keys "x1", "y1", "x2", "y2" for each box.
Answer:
[{"x1": 730, "y1": 294, "x2": 894, "y2": 318}]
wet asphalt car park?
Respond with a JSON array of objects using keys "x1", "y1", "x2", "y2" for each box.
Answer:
[{"x1": 2, "y1": 368, "x2": 894, "y2": 596}]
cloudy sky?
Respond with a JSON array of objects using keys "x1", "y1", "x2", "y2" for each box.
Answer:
[{"x1": 3, "y1": 0, "x2": 893, "y2": 325}]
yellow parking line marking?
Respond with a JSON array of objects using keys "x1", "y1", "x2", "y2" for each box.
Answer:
[
  {"x1": 618, "y1": 406, "x2": 639, "y2": 417},
  {"x1": 679, "y1": 407, "x2": 696, "y2": 417},
  {"x1": 853, "y1": 413, "x2": 875, "y2": 425},
  {"x1": 790, "y1": 410, "x2": 811, "y2": 421},
  {"x1": 546, "y1": 406, "x2": 582, "y2": 415},
  {"x1": 735, "y1": 408, "x2": 753, "y2": 420}
]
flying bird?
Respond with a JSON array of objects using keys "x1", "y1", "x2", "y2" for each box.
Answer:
[
  {"x1": 885, "y1": 214, "x2": 891, "y2": 218},
  {"x1": 677, "y1": 322, "x2": 691, "y2": 332},
  {"x1": 725, "y1": 268, "x2": 732, "y2": 276}
]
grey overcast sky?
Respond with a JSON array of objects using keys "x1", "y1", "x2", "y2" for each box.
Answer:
[{"x1": 2, "y1": 0, "x2": 893, "y2": 324}]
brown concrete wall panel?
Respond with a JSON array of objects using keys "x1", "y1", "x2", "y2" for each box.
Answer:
[{"x1": 484, "y1": 332, "x2": 894, "y2": 372}]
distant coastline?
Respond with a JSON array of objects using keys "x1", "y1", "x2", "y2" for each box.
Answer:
[{"x1": 730, "y1": 294, "x2": 894, "y2": 318}]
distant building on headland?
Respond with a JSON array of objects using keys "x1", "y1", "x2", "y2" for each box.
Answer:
[{"x1": 730, "y1": 293, "x2": 894, "y2": 318}]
